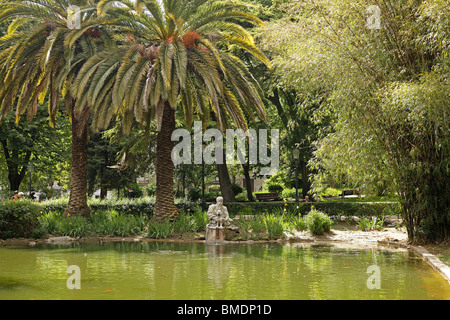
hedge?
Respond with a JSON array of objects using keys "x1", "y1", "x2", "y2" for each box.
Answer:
[
  {"x1": 38, "y1": 198, "x2": 401, "y2": 218},
  {"x1": 219, "y1": 201, "x2": 402, "y2": 218},
  {"x1": 37, "y1": 197, "x2": 197, "y2": 217},
  {"x1": 0, "y1": 200, "x2": 41, "y2": 239}
]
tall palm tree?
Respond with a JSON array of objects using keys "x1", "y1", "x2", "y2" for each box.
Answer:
[
  {"x1": 74, "y1": 0, "x2": 272, "y2": 221},
  {"x1": 0, "y1": 0, "x2": 114, "y2": 216}
]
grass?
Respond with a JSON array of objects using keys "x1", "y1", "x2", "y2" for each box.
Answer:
[{"x1": 423, "y1": 243, "x2": 450, "y2": 267}]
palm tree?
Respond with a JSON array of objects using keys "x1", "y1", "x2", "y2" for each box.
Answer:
[
  {"x1": 0, "y1": 0, "x2": 114, "y2": 216},
  {"x1": 73, "y1": 0, "x2": 272, "y2": 221}
]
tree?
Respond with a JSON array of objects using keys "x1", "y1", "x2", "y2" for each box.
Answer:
[
  {"x1": 258, "y1": 0, "x2": 450, "y2": 243},
  {"x1": 0, "y1": 0, "x2": 115, "y2": 216},
  {"x1": 73, "y1": 0, "x2": 272, "y2": 221},
  {"x1": 0, "y1": 107, "x2": 71, "y2": 193}
]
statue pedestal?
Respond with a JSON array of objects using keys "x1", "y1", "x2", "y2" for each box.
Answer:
[
  {"x1": 205, "y1": 226, "x2": 236, "y2": 242},
  {"x1": 205, "y1": 197, "x2": 238, "y2": 243}
]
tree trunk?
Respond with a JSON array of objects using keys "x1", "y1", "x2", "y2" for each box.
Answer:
[
  {"x1": 300, "y1": 160, "x2": 311, "y2": 199},
  {"x1": 65, "y1": 104, "x2": 90, "y2": 217},
  {"x1": 153, "y1": 102, "x2": 178, "y2": 221},
  {"x1": 217, "y1": 147, "x2": 235, "y2": 202},
  {"x1": 1, "y1": 139, "x2": 31, "y2": 192},
  {"x1": 242, "y1": 161, "x2": 254, "y2": 202}
]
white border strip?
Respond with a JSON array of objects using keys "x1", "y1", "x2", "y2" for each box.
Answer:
[{"x1": 409, "y1": 245, "x2": 450, "y2": 285}]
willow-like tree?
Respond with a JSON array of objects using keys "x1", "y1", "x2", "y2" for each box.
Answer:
[
  {"x1": 0, "y1": 0, "x2": 115, "y2": 216},
  {"x1": 73, "y1": 0, "x2": 271, "y2": 221},
  {"x1": 258, "y1": 0, "x2": 449, "y2": 243}
]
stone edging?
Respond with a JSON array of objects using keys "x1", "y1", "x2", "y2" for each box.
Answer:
[
  {"x1": 379, "y1": 240, "x2": 450, "y2": 285},
  {"x1": 408, "y1": 245, "x2": 450, "y2": 285}
]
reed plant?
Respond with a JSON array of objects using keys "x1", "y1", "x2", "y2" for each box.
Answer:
[{"x1": 148, "y1": 219, "x2": 174, "y2": 239}]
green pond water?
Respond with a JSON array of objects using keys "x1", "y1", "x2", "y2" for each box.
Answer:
[{"x1": 0, "y1": 241, "x2": 449, "y2": 300}]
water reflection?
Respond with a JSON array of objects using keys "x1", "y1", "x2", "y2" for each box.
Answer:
[{"x1": 0, "y1": 242, "x2": 449, "y2": 300}]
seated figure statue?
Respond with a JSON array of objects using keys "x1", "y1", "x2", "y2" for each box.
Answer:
[{"x1": 207, "y1": 197, "x2": 236, "y2": 230}]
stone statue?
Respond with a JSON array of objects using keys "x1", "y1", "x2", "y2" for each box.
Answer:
[{"x1": 207, "y1": 197, "x2": 237, "y2": 229}]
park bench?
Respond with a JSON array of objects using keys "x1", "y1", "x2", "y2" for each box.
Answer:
[{"x1": 255, "y1": 192, "x2": 282, "y2": 202}]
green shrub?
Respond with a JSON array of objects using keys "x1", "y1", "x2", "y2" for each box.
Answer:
[
  {"x1": 282, "y1": 188, "x2": 300, "y2": 199},
  {"x1": 57, "y1": 215, "x2": 91, "y2": 238},
  {"x1": 319, "y1": 187, "x2": 342, "y2": 198},
  {"x1": 35, "y1": 210, "x2": 62, "y2": 236},
  {"x1": 357, "y1": 216, "x2": 385, "y2": 231},
  {"x1": 145, "y1": 183, "x2": 157, "y2": 197},
  {"x1": 231, "y1": 183, "x2": 243, "y2": 196},
  {"x1": 173, "y1": 211, "x2": 196, "y2": 233},
  {"x1": 90, "y1": 210, "x2": 146, "y2": 237},
  {"x1": 192, "y1": 210, "x2": 209, "y2": 231},
  {"x1": 235, "y1": 193, "x2": 248, "y2": 202},
  {"x1": 289, "y1": 214, "x2": 307, "y2": 231},
  {"x1": 0, "y1": 200, "x2": 40, "y2": 239},
  {"x1": 38, "y1": 197, "x2": 155, "y2": 216},
  {"x1": 235, "y1": 216, "x2": 265, "y2": 240},
  {"x1": 263, "y1": 214, "x2": 286, "y2": 239},
  {"x1": 148, "y1": 219, "x2": 174, "y2": 239},
  {"x1": 305, "y1": 209, "x2": 332, "y2": 235},
  {"x1": 226, "y1": 201, "x2": 400, "y2": 218},
  {"x1": 267, "y1": 182, "x2": 283, "y2": 195}
]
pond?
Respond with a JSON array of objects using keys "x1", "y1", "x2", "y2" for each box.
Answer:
[{"x1": 0, "y1": 241, "x2": 449, "y2": 300}]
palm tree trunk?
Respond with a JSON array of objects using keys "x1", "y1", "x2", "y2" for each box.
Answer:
[
  {"x1": 153, "y1": 102, "x2": 178, "y2": 221},
  {"x1": 65, "y1": 103, "x2": 90, "y2": 217}
]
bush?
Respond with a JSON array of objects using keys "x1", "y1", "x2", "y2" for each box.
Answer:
[
  {"x1": 231, "y1": 183, "x2": 243, "y2": 196},
  {"x1": 145, "y1": 183, "x2": 157, "y2": 197},
  {"x1": 208, "y1": 185, "x2": 222, "y2": 197},
  {"x1": 172, "y1": 209, "x2": 209, "y2": 233},
  {"x1": 357, "y1": 216, "x2": 385, "y2": 231},
  {"x1": 263, "y1": 214, "x2": 286, "y2": 239},
  {"x1": 56, "y1": 215, "x2": 91, "y2": 238},
  {"x1": 267, "y1": 183, "x2": 283, "y2": 195},
  {"x1": 192, "y1": 210, "x2": 209, "y2": 231},
  {"x1": 89, "y1": 197, "x2": 153, "y2": 216},
  {"x1": 38, "y1": 197, "x2": 155, "y2": 216},
  {"x1": 0, "y1": 200, "x2": 40, "y2": 239},
  {"x1": 282, "y1": 188, "x2": 300, "y2": 199},
  {"x1": 35, "y1": 210, "x2": 62, "y2": 236},
  {"x1": 305, "y1": 209, "x2": 332, "y2": 235},
  {"x1": 90, "y1": 210, "x2": 147, "y2": 237},
  {"x1": 288, "y1": 214, "x2": 307, "y2": 231},
  {"x1": 173, "y1": 211, "x2": 195, "y2": 233},
  {"x1": 148, "y1": 219, "x2": 174, "y2": 239},
  {"x1": 187, "y1": 188, "x2": 201, "y2": 201},
  {"x1": 319, "y1": 187, "x2": 342, "y2": 198},
  {"x1": 234, "y1": 193, "x2": 248, "y2": 202},
  {"x1": 226, "y1": 201, "x2": 401, "y2": 218}
]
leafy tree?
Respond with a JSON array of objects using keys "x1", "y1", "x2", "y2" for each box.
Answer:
[
  {"x1": 0, "y1": 0, "x2": 116, "y2": 216},
  {"x1": 73, "y1": 0, "x2": 272, "y2": 221},
  {"x1": 258, "y1": 0, "x2": 450, "y2": 243},
  {"x1": 0, "y1": 107, "x2": 71, "y2": 193}
]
